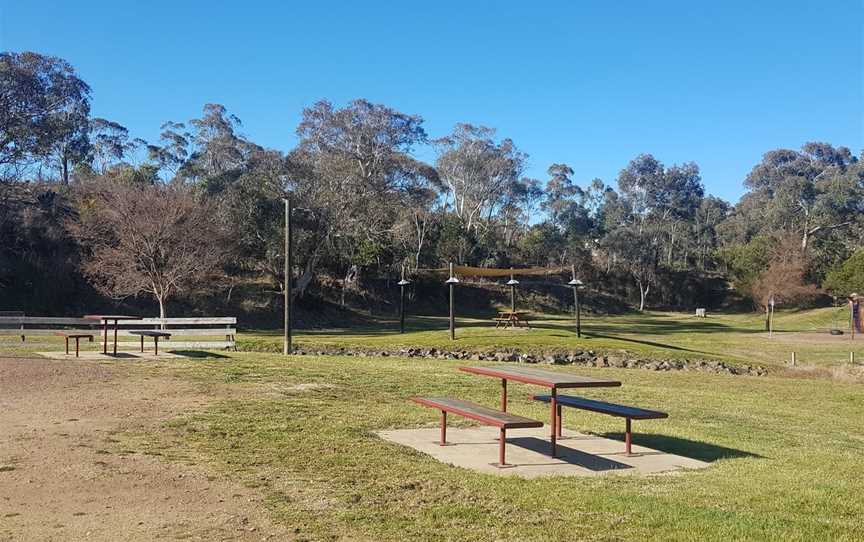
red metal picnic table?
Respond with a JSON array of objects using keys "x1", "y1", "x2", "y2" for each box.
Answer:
[
  {"x1": 82, "y1": 315, "x2": 139, "y2": 356},
  {"x1": 459, "y1": 365, "x2": 621, "y2": 457}
]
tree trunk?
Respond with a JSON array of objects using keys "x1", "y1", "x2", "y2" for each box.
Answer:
[
  {"x1": 157, "y1": 296, "x2": 167, "y2": 330},
  {"x1": 637, "y1": 280, "x2": 649, "y2": 311}
]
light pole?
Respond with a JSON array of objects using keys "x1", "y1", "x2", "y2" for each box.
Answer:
[
  {"x1": 398, "y1": 267, "x2": 410, "y2": 334},
  {"x1": 506, "y1": 273, "x2": 519, "y2": 313},
  {"x1": 446, "y1": 262, "x2": 459, "y2": 340},
  {"x1": 283, "y1": 197, "x2": 293, "y2": 355},
  {"x1": 568, "y1": 271, "x2": 585, "y2": 338}
]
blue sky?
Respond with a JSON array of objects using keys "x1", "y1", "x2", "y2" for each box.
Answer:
[{"x1": 2, "y1": 1, "x2": 861, "y2": 203}]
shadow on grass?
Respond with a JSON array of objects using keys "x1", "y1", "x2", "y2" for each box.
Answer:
[
  {"x1": 507, "y1": 436, "x2": 633, "y2": 471},
  {"x1": 599, "y1": 432, "x2": 763, "y2": 462},
  {"x1": 170, "y1": 350, "x2": 232, "y2": 359},
  {"x1": 586, "y1": 332, "x2": 714, "y2": 355}
]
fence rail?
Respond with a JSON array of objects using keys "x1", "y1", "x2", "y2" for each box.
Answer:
[{"x1": 0, "y1": 316, "x2": 237, "y2": 350}]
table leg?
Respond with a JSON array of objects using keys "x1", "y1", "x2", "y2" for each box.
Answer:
[
  {"x1": 154, "y1": 336, "x2": 159, "y2": 356},
  {"x1": 102, "y1": 321, "x2": 108, "y2": 354},
  {"x1": 65, "y1": 337, "x2": 69, "y2": 356},
  {"x1": 501, "y1": 379, "x2": 507, "y2": 412},
  {"x1": 550, "y1": 388, "x2": 557, "y2": 457},
  {"x1": 440, "y1": 411, "x2": 447, "y2": 445},
  {"x1": 499, "y1": 428, "x2": 507, "y2": 466},
  {"x1": 140, "y1": 335, "x2": 144, "y2": 353},
  {"x1": 112, "y1": 320, "x2": 118, "y2": 356},
  {"x1": 75, "y1": 337, "x2": 80, "y2": 358},
  {"x1": 625, "y1": 418, "x2": 632, "y2": 455}
]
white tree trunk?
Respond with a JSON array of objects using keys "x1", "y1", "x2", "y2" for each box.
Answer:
[{"x1": 157, "y1": 296, "x2": 166, "y2": 329}]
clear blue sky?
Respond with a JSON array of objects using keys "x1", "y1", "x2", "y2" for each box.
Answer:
[{"x1": 2, "y1": 1, "x2": 861, "y2": 203}]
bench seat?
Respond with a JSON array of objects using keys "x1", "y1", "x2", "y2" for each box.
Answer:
[
  {"x1": 128, "y1": 330, "x2": 172, "y2": 338},
  {"x1": 533, "y1": 395, "x2": 668, "y2": 455},
  {"x1": 412, "y1": 397, "x2": 543, "y2": 467}
]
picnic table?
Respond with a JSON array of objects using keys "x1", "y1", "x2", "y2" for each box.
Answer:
[
  {"x1": 459, "y1": 365, "x2": 621, "y2": 457},
  {"x1": 83, "y1": 314, "x2": 138, "y2": 356},
  {"x1": 495, "y1": 310, "x2": 531, "y2": 329}
]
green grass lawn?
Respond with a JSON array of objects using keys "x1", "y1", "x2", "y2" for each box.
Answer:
[
  {"x1": 239, "y1": 307, "x2": 863, "y2": 368},
  {"x1": 125, "y1": 353, "x2": 862, "y2": 541},
  {"x1": 3, "y1": 307, "x2": 861, "y2": 368}
]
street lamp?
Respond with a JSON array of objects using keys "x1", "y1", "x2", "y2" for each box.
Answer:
[
  {"x1": 283, "y1": 198, "x2": 292, "y2": 355},
  {"x1": 397, "y1": 269, "x2": 411, "y2": 334},
  {"x1": 446, "y1": 262, "x2": 459, "y2": 340},
  {"x1": 506, "y1": 274, "x2": 519, "y2": 313},
  {"x1": 568, "y1": 276, "x2": 585, "y2": 338}
]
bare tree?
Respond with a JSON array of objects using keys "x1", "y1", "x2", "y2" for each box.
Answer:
[
  {"x1": 68, "y1": 179, "x2": 229, "y2": 318},
  {"x1": 750, "y1": 235, "x2": 820, "y2": 330}
]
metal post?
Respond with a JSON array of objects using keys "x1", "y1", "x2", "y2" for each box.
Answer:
[
  {"x1": 501, "y1": 379, "x2": 507, "y2": 412},
  {"x1": 498, "y1": 428, "x2": 506, "y2": 466},
  {"x1": 398, "y1": 266, "x2": 409, "y2": 334},
  {"x1": 550, "y1": 387, "x2": 558, "y2": 457},
  {"x1": 556, "y1": 404, "x2": 562, "y2": 437},
  {"x1": 440, "y1": 411, "x2": 447, "y2": 445},
  {"x1": 399, "y1": 284, "x2": 406, "y2": 333},
  {"x1": 448, "y1": 262, "x2": 456, "y2": 340},
  {"x1": 570, "y1": 265, "x2": 582, "y2": 338},
  {"x1": 284, "y1": 198, "x2": 292, "y2": 355},
  {"x1": 510, "y1": 270, "x2": 516, "y2": 312},
  {"x1": 625, "y1": 418, "x2": 632, "y2": 455}
]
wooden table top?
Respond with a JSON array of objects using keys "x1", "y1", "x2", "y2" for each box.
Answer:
[{"x1": 459, "y1": 365, "x2": 621, "y2": 389}]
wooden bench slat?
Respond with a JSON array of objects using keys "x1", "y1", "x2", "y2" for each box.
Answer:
[
  {"x1": 412, "y1": 397, "x2": 543, "y2": 429},
  {"x1": 533, "y1": 395, "x2": 668, "y2": 420}
]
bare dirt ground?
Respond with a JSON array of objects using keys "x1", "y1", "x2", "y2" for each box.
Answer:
[{"x1": 0, "y1": 357, "x2": 291, "y2": 541}]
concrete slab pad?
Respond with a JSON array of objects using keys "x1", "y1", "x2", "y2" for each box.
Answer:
[
  {"x1": 377, "y1": 426, "x2": 709, "y2": 478},
  {"x1": 36, "y1": 351, "x2": 186, "y2": 361}
]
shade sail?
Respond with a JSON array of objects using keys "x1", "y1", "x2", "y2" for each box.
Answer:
[{"x1": 416, "y1": 265, "x2": 569, "y2": 278}]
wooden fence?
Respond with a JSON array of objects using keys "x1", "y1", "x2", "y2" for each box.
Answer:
[{"x1": 0, "y1": 316, "x2": 237, "y2": 350}]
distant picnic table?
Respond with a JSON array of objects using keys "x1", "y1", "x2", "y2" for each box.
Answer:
[
  {"x1": 83, "y1": 314, "x2": 138, "y2": 356},
  {"x1": 495, "y1": 310, "x2": 531, "y2": 329}
]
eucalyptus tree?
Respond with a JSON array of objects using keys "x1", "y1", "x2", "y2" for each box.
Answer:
[
  {"x1": 741, "y1": 143, "x2": 861, "y2": 251},
  {"x1": 434, "y1": 124, "x2": 528, "y2": 233},
  {"x1": 89, "y1": 118, "x2": 143, "y2": 173},
  {"x1": 0, "y1": 51, "x2": 91, "y2": 183},
  {"x1": 287, "y1": 99, "x2": 437, "y2": 294}
]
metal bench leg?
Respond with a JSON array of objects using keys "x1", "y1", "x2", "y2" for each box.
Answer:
[
  {"x1": 440, "y1": 411, "x2": 447, "y2": 445},
  {"x1": 140, "y1": 335, "x2": 144, "y2": 353},
  {"x1": 625, "y1": 418, "x2": 632, "y2": 455},
  {"x1": 498, "y1": 428, "x2": 506, "y2": 466},
  {"x1": 65, "y1": 337, "x2": 69, "y2": 356},
  {"x1": 556, "y1": 404, "x2": 562, "y2": 437},
  {"x1": 154, "y1": 337, "x2": 159, "y2": 356},
  {"x1": 75, "y1": 337, "x2": 80, "y2": 358},
  {"x1": 501, "y1": 379, "x2": 507, "y2": 412}
]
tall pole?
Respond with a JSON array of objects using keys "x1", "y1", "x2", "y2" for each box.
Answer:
[
  {"x1": 570, "y1": 264, "x2": 582, "y2": 338},
  {"x1": 398, "y1": 266, "x2": 408, "y2": 334},
  {"x1": 283, "y1": 197, "x2": 293, "y2": 355},
  {"x1": 510, "y1": 269, "x2": 516, "y2": 313},
  {"x1": 448, "y1": 262, "x2": 456, "y2": 340}
]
